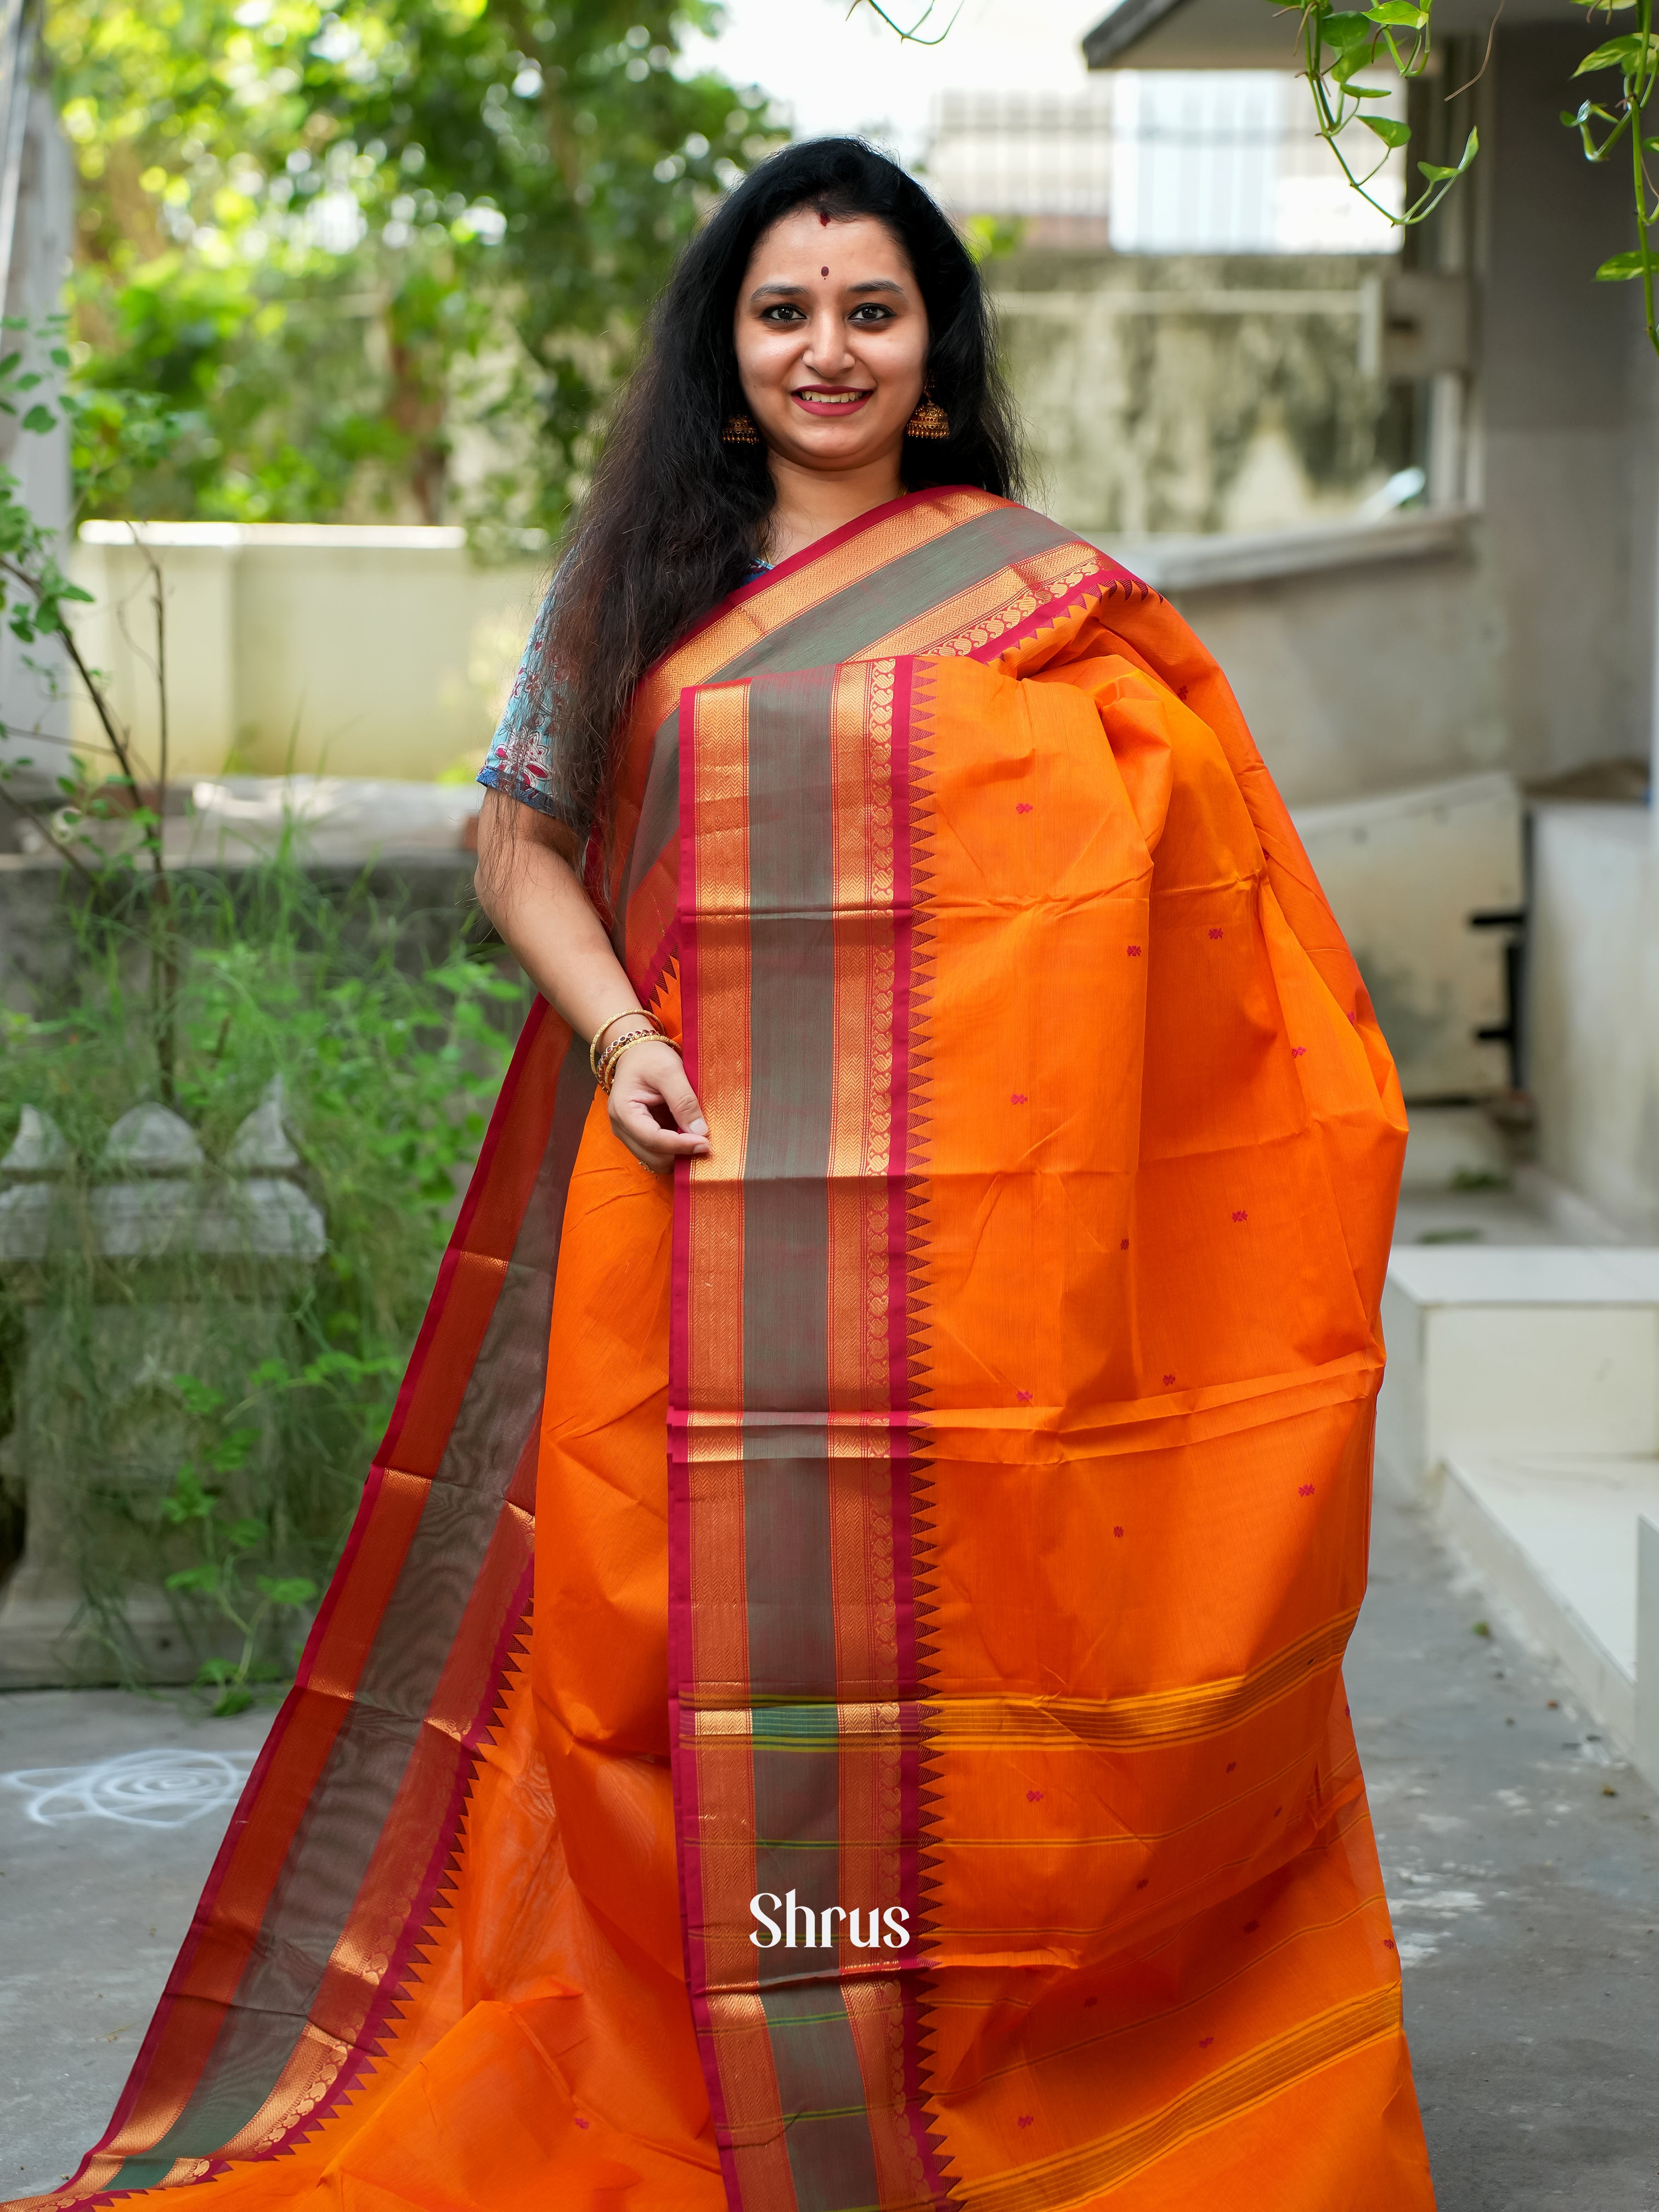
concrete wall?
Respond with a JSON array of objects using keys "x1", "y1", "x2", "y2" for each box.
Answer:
[
  {"x1": 1478, "y1": 29, "x2": 1658, "y2": 786},
  {"x1": 1139, "y1": 517, "x2": 1510, "y2": 806},
  {"x1": 69, "y1": 526, "x2": 546, "y2": 784},
  {"x1": 991, "y1": 250, "x2": 1400, "y2": 539},
  {"x1": 1291, "y1": 769, "x2": 1520, "y2": 1097},
  {"x1": 1530, "y1": 803, "x2": 1659, "y2": 1233}
]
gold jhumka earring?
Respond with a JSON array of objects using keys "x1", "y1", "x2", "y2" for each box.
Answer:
[
  {"x1": 721, "y1": 412, "x2": 760, "y2": 445},
  {"x1": 905, "y1": 385, "x2": 950, "y2": 440}
]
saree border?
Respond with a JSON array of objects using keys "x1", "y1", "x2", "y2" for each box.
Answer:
[
  {"x1": 27, "y1": 1008, "x2": 582, "y2": 2207},
  {"x1": 674, "y1": 658, "x2": 951, "y2": 2211}
]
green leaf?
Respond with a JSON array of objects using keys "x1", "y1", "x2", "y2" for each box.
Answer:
[
  {"x1": 1418, "y1": 127, "x2": 1480, "y2": 182},
  {"x1": 212, "y1": 1687, "x2": 255, "y2": 1717},
  {"x1": 173, "y1": 1374, "x2": 225, "y2": 1413},
  {"x1": 19, "y1": 404, "x2": 53, "y2": 434},
  {"x1": 1362, "y1": 114, "x2": 1413, "y2": 146},
  {"x1": 210, "y1": 1425, "x2": 258, "y2": 1474},
  {"x1": 1595, "y1": 247, "x2": 1651, "y2": 276},
  {"x1": 166, "y1": 1564, "x2": 221, "y2": 1594},
  {"x1": 257, "y1": 1575, "x2": 319, "y2": 1608},
  {"x1": 161, "y1": 1463, "x2": 215, "y2": 1523},
  {"x1": 1320, "y1": 12, "x2": 1376, "y2": 53},
  {"x1": 1576, "y1": 32, "x2": 1659, "y2": 71},
  {"x1": 1365, "y1": 2, "x2": 1427, "y2": 24},
  {"x1": 226, "y1": 1515, "x2": 266, "y2": 1550}
]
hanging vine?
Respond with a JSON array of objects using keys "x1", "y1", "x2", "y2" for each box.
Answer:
[
  {"x1": 1565, "y1": 0, "x2": 1659, "y2": 357},
  {"x1": 850, "y1": 2, "x2": 963, "y2": 45},
  {"x1": 1277, "y1": 0, "x2": 1478, "y2": 225},
  {"x1": 1279, "y1": 0, "x2": 1659, "y2": 354}
]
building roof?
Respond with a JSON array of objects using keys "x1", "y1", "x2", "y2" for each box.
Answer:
[{"x1": 1084, "y1": 0, "x2": 1573, "y2": 71}]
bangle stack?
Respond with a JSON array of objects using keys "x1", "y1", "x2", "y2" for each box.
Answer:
[{"x1": 589, "y1": 1008, "x2": 681, "y2": 1096}]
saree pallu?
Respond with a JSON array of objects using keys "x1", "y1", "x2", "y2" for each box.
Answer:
[{"x1": 14, "y1": 489, "x2": 1435, "y2": 2212}]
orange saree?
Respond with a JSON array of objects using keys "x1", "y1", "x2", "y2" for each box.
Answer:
[{"x1": 15, "y1": 489, "x2": 1434, "y2": 2211}]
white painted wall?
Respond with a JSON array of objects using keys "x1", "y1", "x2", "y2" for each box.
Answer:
[
  {"x1": 69, "y1": 512, "x2": 1519, "y2": 811},
  {"x1": 69, "y1": 524, "x2": 547, "y2": 785},
  {"x1": 1530, "y1": 803, "x2": 1659, "y2": 1234}
]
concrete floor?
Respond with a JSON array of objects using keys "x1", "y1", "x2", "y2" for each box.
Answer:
[
  {"x1": 2, "y1": 1489, "x2": 1656, "y2": 2206},
  {"x1": 1352, "y1": 1484, "x2": 1659, "y2": 2210},
  {"x1": 0, "y1": 1692, "x2": 274, "y2": 2200}
]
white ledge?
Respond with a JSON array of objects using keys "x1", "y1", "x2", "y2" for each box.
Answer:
[
  {"x1": 75, "y1": 510, "x2": 1475, "y2": 589},
  {"x1": 1103, "y1": 506, "x2": 1476, "y2": 593},
  {"x1": 78, "y1": 520, "x2": 472, "y2": 551}
]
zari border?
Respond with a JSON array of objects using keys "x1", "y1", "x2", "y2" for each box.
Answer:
[{"x1": 673, "y1": 661, "x2": 951, "y2": 2211}]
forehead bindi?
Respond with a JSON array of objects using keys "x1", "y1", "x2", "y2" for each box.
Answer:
[{"x1": 744, "y1": 211, "x2": 913, "y2": 294}]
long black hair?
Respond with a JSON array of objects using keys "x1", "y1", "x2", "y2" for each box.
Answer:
[{"x1": 516, "y1": 137, "x2": 1026, "y2": 839}]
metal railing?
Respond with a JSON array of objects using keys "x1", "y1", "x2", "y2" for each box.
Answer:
[{"x1": 923, "y1": 78, "x2": 1404, "y2": 253}]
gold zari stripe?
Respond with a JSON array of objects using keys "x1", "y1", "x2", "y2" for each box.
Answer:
[
  {"x1": 930, "y1": 1610, "x2": 1358, "y2": 1751},
  {"x1": 954, "y1": 1984, "x2": 1402, "y2": 2212},
  {"x1": 680, "y1": 1611, "x2": 1356, "y2": 1753}
]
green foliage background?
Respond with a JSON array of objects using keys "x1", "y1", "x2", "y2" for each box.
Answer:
[
  {"x1": 0, "y1": 855, "x2": 525, "y2": 1699},
  {"x1": 49, "y1": 0, "x2": 780, "y2": 545}
]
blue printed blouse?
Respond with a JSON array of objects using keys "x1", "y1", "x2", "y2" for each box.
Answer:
[{"x1": 477, "y1": 562, "x2": 771, "y2": 827}]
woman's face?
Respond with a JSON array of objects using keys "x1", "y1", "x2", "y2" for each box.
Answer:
[{"x1": 732, "y1": 210, "x2": 929, "y2": 473}]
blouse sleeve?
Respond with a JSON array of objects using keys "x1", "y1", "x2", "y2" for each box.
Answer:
[{"x1": 476, "y1": 583, "x2": 582, "y2": 826}]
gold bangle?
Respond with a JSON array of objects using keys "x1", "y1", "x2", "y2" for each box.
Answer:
[
  {"x1": 599, "y1": 1029, "x2": 681, "y2": 1096},
  {"x1": 589, "y1": 1007, "x2": 659, "y2": 1077},
  {"x1": 594, "y1": 1026, "x2": 656, "y2": 1085}
]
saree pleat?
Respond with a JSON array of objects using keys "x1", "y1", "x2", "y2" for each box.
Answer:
[{"x1": 11, "y1": 488, "x2": 1432, "y2": 2212}]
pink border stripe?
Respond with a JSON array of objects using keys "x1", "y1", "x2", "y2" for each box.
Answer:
[
  {"x1": 976, "y1": 559, "x2": 1154, "y2": 668},
  {"x1": 886, "y1": 660, "x2": 952, "y2": 2199},
  {"x1": 665, "y1": 685, "x2": 741, "y2": 2203}
]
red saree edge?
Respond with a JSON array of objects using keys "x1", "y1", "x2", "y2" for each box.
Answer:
[{"x1": 665, "y1": 682, "x2": 738, "y2": 2202}]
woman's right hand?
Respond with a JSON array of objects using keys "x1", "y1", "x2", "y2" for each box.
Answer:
[
  {"x1": 471, "y1": 795, "x2": 710, "y2": 1172},
  {"x1": 607, "y1": 1039, "x2": 712, "y2": 1173}
]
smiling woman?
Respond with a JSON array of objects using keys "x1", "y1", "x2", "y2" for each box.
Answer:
[
  {"x1": 731, "y1": 211, "x2": 933, "y2": 562},
  {"x1": 18, "y1": 140, "x2": 1437, "y2": 2212}
]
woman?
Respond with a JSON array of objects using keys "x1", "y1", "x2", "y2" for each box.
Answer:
[{"x1": 22, "y1": 142, "x2": 1434, "y2": 2211}]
